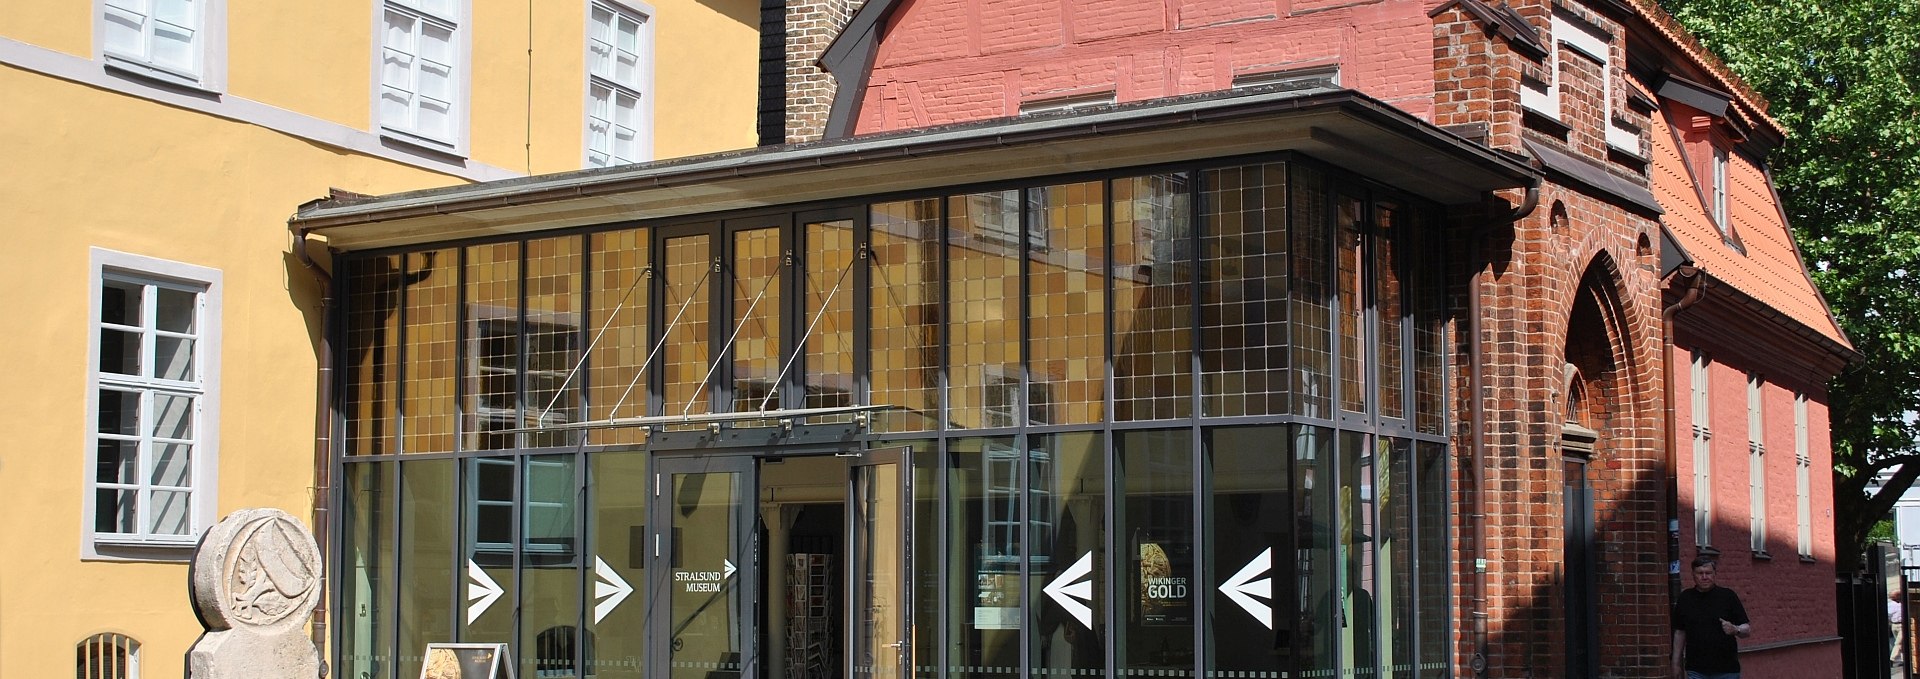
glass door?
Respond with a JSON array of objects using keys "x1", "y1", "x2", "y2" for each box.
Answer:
[
  {"x1": 650, "y1": 456, "x2": 759, "y2": 679},
  {"x1": 847, "y1": 447, "x2": 912, "y2": 679}
]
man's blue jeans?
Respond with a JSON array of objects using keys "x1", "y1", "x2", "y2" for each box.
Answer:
[{"x1": 1686, "y1": 672, "x2": 1740, "y2": 679}]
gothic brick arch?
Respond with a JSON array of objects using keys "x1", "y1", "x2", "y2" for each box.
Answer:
[{"x1": 1561, "y1": 250, "x2": 1644, "y2": 437}]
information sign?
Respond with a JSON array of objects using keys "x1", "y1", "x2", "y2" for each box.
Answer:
[{"x1": 419, "y1": 643, "x2": 516, "y2": 679}]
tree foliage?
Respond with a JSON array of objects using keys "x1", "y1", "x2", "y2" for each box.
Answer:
[{"x1": 1659, "y1": 0, "x2": 1920, "y2": 562}]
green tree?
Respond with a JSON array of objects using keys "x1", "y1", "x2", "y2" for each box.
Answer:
[{"x1": 1659, "y1": 0, "x2": 1920, "y2": 563}]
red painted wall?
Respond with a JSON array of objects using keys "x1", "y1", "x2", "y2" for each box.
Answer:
[
  {"x1": 1672, "y1": 342, "x2": 1840, "y2": 669},
  {"x1": 853, "y1": 0, "x2": 1443, "y2": 134}
]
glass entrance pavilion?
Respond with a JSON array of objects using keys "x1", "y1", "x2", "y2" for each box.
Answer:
[{"x1": 316, "y1": 88, "x2": 1538, "y2": 679}]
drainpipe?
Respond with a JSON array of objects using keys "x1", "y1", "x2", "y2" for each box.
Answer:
[
  {"x1": 290, "y1": 223, "x2": 335, "y2": 655},
  {"x1": 1661, "y1": 266, "x2": 1706, "y2": 601},
  {"x1": 1469, "y1": 181, "x2": 1538, "y2": 678}
]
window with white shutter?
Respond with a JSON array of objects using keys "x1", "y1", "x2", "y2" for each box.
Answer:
[
  {"x1": 585, "y1": 2, "x2": 651, "y2": 167},
  {"x1": 379, "y1": 0, "x2": 461, "y2": 149},
  {"x1": 1692, "y1": 351, "x2": 1712, "y2": 547}
]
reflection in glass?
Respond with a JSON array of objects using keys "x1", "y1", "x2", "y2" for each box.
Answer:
[
  {"x1": 732, "y1": 227, "x2": 783, "y2": 413},
  {"x1": 589, "y1": 452, "x2": 648, "y2": 678},
  {"x1": 1201, "y1": 163, "x2": 1289, "y2": 418},
  {"x1": 1113, "y1": 173, "x2": 1193, "y2": 421},
  {"x1": 399, "y1": 460, "x2": 456, "y2": 679},
  {"x1": 1027, "y1": 182, "x2": 1106, "y2": 426},
  {"x1": 344, "y1": 255, "x2": 403, "y2": 456},
  {"x1": 464, "y1": 243, "x2": 522, "y2": 451},
  {"x1": 853, "y1": 456, "x2": 909, "y2": 679},
  {"x1": 341, "y1": 462, "x2": 394, "y2": 679},
  {"x1": 1375, "y1": 205, "x2": 1406, "y2": 420},
  {"x1": 462, "y1": 458, "x2": 516, "y2": 645},
  {"x1": 1415, "y1": 443, "x2": 1449, "y2": 675},
  {"x1": 588, "y1": 229, "x2": 651, "y2": 446},
  {"x1": 523, "y1": 238, "x2": 583, "y2": 448},
  {"x1": 1294, "y1": 426, "x2": 1335, "y2": 675},
  {"x1": 900, "y1": 439, "x2": 940, "y2": 679},
  {"x1": 1118, "y1": 430, "x2": 1194, "y2": 679},
  {"x1": 1337, "y1": 199, "x2": 1365, "y2": 415},
  {"x1": 662, "y1": 236, "x2": 713, "y2": 425},
  {"x1": 870, "y1": 200, "x2": 941, "y2": 433},
  {"x1": 805, "y1": 220, "x2": 858, "y2": 420},
  {"x1": 667, "y1": 470, "x2": 745, "y2": 679},
  {"x1": 1379, "y1": 438, "x2": 1414, "y2": 679},
  {"x1": 1338, "y1": 431, "x2": 1376, "y2": 676},
  {"x1": 948, "y1": 192, "x2": 1022, "y2": 430},
  {"x1": 1290, "y1": 166, "x2": 1333, "y2": 418},
  {"x1": 1028, "y1": 433, "x2": 1104, "y2": 675},
  {"x1": 1412, "y1": 214, "x2": 1446, "y2": 435},
  {"x1": 403, "y1": 249, "x2": 459, "y2": 453},
  {"x1": 1205, "y1": 426, "x2": 1291, "y2": 678},
  {"x1": 947, "y1": 436, "x2": 1021, "y2": 679},
  {"x1": 521, "y1": 454, "x2": 581, "y2": 679}
]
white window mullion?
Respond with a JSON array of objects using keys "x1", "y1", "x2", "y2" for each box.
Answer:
[
  {"x1": 1748, "y1": 373, "x2": 1766, "y2": 552},
  {"x1": 1795, "y1": 393, "x2": 1813, "y2": 557},
  {"x1": 1692, "y1": 351, "x2": 1712, "y2": 547}
]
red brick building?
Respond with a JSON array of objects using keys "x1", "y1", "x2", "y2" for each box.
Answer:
[{"x1": 787, "y1": 0, "x2": 1855, "y2": 676}]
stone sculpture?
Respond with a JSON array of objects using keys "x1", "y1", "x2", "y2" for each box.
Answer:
[{"x1": 187, "y1": 508, "x2": 325, "y2": 679}]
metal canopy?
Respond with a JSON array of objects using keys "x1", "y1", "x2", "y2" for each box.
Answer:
[
  {"x1": 295, "y1": 87, "x2": 1540, "y2": 252},
  {"x1": 490, "y1": 404, "x2": 897, "y2": 434}
]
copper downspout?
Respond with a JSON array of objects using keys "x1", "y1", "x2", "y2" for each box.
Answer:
[
  {"x1": 291, "y1": 224, "x2": 335, "y2": 654},
  {"x1": 1470, "y1": 182, "x2": 1539, "y2": 678},
  {"x1": 1661, "y1": 266, "x2": 1706, "y2": 598}
]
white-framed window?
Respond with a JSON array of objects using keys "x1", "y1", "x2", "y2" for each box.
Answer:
[
  {"x1": 1711, "y1": 145, "x2": 1730, "y2": 230},
  {"x1": 585, "y1": 0, "x2": 653, "y2": 167},
  {"x1": 1747, "y1": 372, "x2": 1766, "y2": 553},
  {"x1": 85, "y1": 248, "x2": 221, "y2": 559},
  {"x1": 471, "y1": 457, "x2": 576, "y2": 558},
  {"x1": 961, "y1": 189, "x2": 1049, "y2": 250},
  {"x1": 378, "y1": 0, "x2": 464, "y2": 150},
  {"x1": 1691, "y1": 350, "x2": 1712, "y2": 547},
  {"x1": 97, "y1": 0, "x2": 225, "y2": 90},
  {"x1": 1795, "y1": 392, "x2": 1813, "y2": 557},
  {"x1": 1232, "y1": 64, "x2": 1340, "y2": 89},
  {"x1": 77, "y1": 632, "x2": 141, "y2": 679},
  {"x1": 1017, "y1": 91, "x2": 1117, "y2": 116}
]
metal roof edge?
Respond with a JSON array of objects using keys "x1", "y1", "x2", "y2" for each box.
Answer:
[{"x1": 294, "y1": 88, "x2": 1540, "y2": 231}]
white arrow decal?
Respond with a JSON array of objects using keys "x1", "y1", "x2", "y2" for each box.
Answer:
[
  {"x1": 1218, "y1": 548, "x2": 1274, "y2": 629},
  {"x1": 723, "y1": 558, "x2": 737, "y2": 580},
  {"x1": 466, "y1": 560, "x2": 505, "y2": 624},
  {"x1": 593, "y1": 556, "x2": 635, "y2": 623},
  {"x1": 1042, "y1": 551, "x2": 1096, "y2": 629}
]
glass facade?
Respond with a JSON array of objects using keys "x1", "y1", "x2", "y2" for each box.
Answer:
[{"x1": 332, "y1": 155, "x2": 1450, "y2": 679}]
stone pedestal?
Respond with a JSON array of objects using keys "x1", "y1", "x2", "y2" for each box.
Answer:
[{"x1": 187, "y1": 508, "x2": 325, "y2": 679}]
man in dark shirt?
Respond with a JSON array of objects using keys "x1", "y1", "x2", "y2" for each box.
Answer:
[{"x1": 1672, "y1": 557, "x2": 1752, "y2": 679}]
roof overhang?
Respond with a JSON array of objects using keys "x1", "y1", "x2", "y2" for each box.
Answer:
[{"x1": 295, "y1": 88, "x2": 1540, "y2": 252}]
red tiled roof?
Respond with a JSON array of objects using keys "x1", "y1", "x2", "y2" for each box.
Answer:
[
  {"x1": 1649, "y1": 110, "x2": 1849, "y2": 348},
  {"x1": 1622, "y1": 0, "x2": 1784, "y2": 140}
]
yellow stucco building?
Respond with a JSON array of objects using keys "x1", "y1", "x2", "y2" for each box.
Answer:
[{"x1": 0, "y1": 1, "x2": 760, "y2": 676}]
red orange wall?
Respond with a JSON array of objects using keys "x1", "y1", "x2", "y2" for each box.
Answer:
[
  {"x1": 1672, "y1": 341, "x2": 1840, "y2": 669},
  {"x1": 854, "y1": 0, "x2": 1443, "y2": 133}
]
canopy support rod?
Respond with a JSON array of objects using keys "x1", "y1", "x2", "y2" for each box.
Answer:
[
  {"x1": 681, "y1": 263, "x2": 780, "y2": 417},
  {"x1": 757, "y1": 251, "x2": 856, "y2": 413},
  {"x1": 606, "y1": 265, "x2": 711, "y2": 420},
  {"x1": 536, "y1": 265, "x2": 650, "y2": 424}
]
